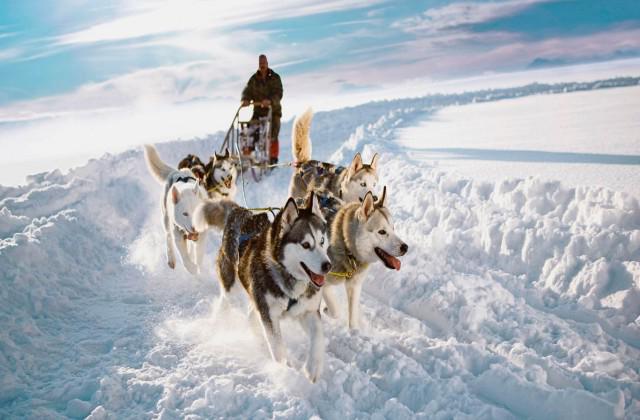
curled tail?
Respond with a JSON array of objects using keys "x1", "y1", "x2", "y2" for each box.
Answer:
[
  {"x1": 292, "y1": 108, "x2": 313, "y2": 163},
  {"x1": 193, "y1": 199, "x2": 241, "y2": 232},
  {"x1": 144, "y1": 144, "x2": 174, "y2": 184}
]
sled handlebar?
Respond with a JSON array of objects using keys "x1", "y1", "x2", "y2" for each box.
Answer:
[{"x1": 241, "y1": 100, "x2": 272, "y2": 109}]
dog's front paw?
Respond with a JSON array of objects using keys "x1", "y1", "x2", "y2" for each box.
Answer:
[
  {"x1": 184, "y1": 261, "x2": 199, "y2": 275},
  {"x1": 304, "y1": 359, "x2": 322, "y2": 383},
  {"x1": 167, "y1": 260, "x2": 176, "y2": 269},
  {"x1": 348, "y1": 320, "x2": 361, "y2": 331}
]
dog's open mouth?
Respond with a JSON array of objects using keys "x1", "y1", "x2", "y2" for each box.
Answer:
[
  {"x1": 223, "y1": 177, "x2": 232, "y2": 188},
  {"x1": 375, "y1": 247, "x2": 401, "y2": 270},
  {"x1": 300, "y1": 262, "x2": 325, "y2": 288}
]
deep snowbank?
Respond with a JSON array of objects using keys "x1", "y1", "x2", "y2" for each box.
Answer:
[{"x1": 1, "y1": 86, "x2": 638, "y2": 418}]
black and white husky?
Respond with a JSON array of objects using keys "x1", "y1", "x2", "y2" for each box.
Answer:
[
  {"x1": 144, "y1": 144, "x2": 208, "y2": 275},
  {"x1": 193, "y1": 193, "x2": 332, "y2": 382}
]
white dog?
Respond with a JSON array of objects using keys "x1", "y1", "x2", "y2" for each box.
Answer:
[{"x1": 144, "y1": 144, "x2": 208, "y2": 275}]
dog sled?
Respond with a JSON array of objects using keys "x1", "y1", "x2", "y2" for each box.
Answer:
[{"x1": 221, "y1": 103, "x2": 273, "y2": 182}]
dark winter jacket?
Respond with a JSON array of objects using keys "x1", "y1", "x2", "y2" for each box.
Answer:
[{"x1": 241, "y1": 68, "x2": 283, "y2": 118}]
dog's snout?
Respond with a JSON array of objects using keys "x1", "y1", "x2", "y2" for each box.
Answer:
[
  {"x1": 321, "y1": 261, "x2": 332, "y2": 273},
  {"x1": 372, "y1": 195, "x2": 378, "y2": 202},
  {"x1": 400, "y1": 243, "x2": 408, "y2": 254}
]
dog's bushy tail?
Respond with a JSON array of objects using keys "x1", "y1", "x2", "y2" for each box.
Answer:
[
  {"x1": 292, "y1": 108, "x2": 313, "y2": 163},
  {"x1": 144, "y1": 144, "x2": 174, "y2": 184},
  {"x1": 193, "y1": 199, "x2": 240, "y2": 232}
]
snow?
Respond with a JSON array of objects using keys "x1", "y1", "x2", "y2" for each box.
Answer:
[
  {"x1": 1, "y1": 82, "x2": 639, "y2": 419},
  {"x1": 395, "y1": 86, "x2": 640, "y2": 196}
]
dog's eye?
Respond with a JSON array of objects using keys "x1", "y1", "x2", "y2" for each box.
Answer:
[
  {"x1": 183, "y1": 212, "x2": 189, "y2": 217},
  {"x1": 320, "y1": 237, "x2": 325, "y2": 246},
  {"x1": 360, "y1": 182, "x2": 367, "y2": 187},
  {"x1": 378, "y1": 229, "x2": 386, "y2": 235},
  {"x1": 302, "y1": 242, "x2": 311, "y2": 250}
]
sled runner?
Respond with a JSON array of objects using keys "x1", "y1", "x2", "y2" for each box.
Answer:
[{"x1": 221, "y1": 102, "x2": 272, "y2": 182}]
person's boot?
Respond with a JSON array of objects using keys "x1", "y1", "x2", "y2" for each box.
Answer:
[{"x1": 269, "y1": 139, "x2": 279, "y2": 167}]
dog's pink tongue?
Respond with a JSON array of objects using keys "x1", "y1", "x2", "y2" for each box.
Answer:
[
  {"x1": 387, "y1": 255, "x2": 401, "y2": 271},
  {"x1": 311, "y1": 273, "x2": 325, "y2": 287}
]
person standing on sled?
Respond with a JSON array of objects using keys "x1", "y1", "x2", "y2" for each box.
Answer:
[{"x1": 241, "y1": 54, "x2": 283, "y2": 165}]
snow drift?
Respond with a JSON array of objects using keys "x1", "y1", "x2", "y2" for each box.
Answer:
[{"x1": 1, "y1": 83, "x2": 639, "y2": 419}]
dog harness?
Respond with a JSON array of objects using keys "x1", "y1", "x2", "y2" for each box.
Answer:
[
  {"x1": 207, "y1": 184, "x2": 230, "y2": 197},
  {"x1": 238, "y1": 232, "x2": 255, "y2": 249},
  {"x1": 175, "y1": 175, "x2": 197, "y2": 184},
  {"x1": 329, "y1": 253, "x2": 359, "y2": 280}
]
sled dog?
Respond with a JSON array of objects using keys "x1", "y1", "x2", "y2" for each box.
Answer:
[
  {"x1": 144, "y1": 144, "x2": 208, "y2": 275},
  {"x1": 289, "y1": 108, "x2": 380, "y2": 204},
  {"x1": 179, "y1": 149, "x2": 237, "y2": 200},
  {"x1": 324, "y1": 187, "x2": 408, "y2": 329},
  {"x1": 178, "y1": 154, "x2": 206, "y2": 181},
  {"x1": 194, "y1": 192, "x2": 332, "y2": 383},
  {"x1": 203, "y1": 149, "x2": 237, "y2": 200}
]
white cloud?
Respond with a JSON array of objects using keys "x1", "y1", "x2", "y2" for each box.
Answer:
[
  {"x1": 0, "y1": 47, "x2": 22, "y2": 60},
  {"x1": 56, "y1": 0, "x2": 384, "y2": 45},
  {"x1": 394, "y1": 0, "x2": 548, "y2": 34}
]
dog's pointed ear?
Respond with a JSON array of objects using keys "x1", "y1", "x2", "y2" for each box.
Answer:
[
  {"x1": 370, "y1": 153, "x2": 380, "y2": 171},
  {"x1": 359, "y1": 191, "x2": 375, "y2": 220},
  {"x1": 171, "y1": 186, "x2": 181, "y2": 204},
  {"x1": 347, "y1": 153, "x2": 363, "y2": 179},
  {"x1": 205, "y1": 156, "x2": 214, "y2": 172},
  {"x1": 223, "y1": 148, "x2": 230, "y2": 158},
  {"x1": 306, "y1": 191, "x2": 325, "y2": 222},
  {"x1": 280, "y1": 198, "x2": 299, "y2": 233},
  {"x1": 375, "y1": 186, "x2": 387, "y2": 209}
]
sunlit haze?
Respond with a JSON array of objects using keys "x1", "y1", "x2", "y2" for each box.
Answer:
[{"x1": 1, "y1": 0, "x2": 639, "y2": 185}]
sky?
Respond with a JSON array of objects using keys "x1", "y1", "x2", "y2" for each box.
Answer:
[{"x1": 0, "y1": 0, "x2": 639, "y2": 185}]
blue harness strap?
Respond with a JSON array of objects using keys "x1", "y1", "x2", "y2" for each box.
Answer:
[
  {"x1": 318, "y1": 195, "x2": 333, "y2": 208},
  {"x1": 238, "y1": 233, "x2": 255, "y2": 248}
]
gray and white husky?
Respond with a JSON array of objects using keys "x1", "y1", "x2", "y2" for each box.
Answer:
[
  {"x1": 289, "y1": 108, "x2": 380, "y2": 204},
  {"x1": 324, "y1": 187, "x2": 408, "y2": 329},
  {"x1": 203, "y1": 148, "x2": 238, "y2": 200},
  {"x1": 144, "y1": 144, "x2": 208, "y2": 275},
  {"x1": 193, "y1": 193, "x2": 332, "y2": 382}
]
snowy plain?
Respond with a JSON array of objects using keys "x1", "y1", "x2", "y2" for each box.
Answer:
[
  {"x1": 1, "y1": 80, "x2": 639, "y2": 419},
  {"x1": 396, "y1": 85, "x2": 640, "y2": 196}
]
